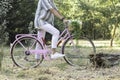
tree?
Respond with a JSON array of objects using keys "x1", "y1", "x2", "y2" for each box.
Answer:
[
  {"x1": 0, "y1": 0, "x2": 13, "y2": 70},
  {"x1": 109, "y1": 0, "x2": 120, "y2": 46},
  {"x1": 2, "y1": 0, "x2": 120, "y2": 46},
  {"x1": 0, "y1": 0, "x2": 13, "y2": 44},
  {"x1": 6, "y1": 0, "x2": 36, "y2": 43}
]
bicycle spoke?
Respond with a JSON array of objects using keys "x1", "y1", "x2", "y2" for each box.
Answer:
[
  {"x1": 62, "y1": 36, "x2": 96, "y2": 67},
  {"x1": 11, "y1": 37, "x2": 43, "y2": 69},
  {"x1": 29, "y1": 40, "x2": 37, "y2": 50},
  {"x1": 17, "y1": 40, "x2": 27, "y2": 50}
]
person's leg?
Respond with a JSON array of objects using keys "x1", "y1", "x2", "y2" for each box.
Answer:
[
  {"x1": 35, "y1": 29, "x2": 46, "y2": 59},
  {"x1": 41, "y1": 24, "x2": 59, "y2": 49},
  {"x1": 40, "y1": 23, "x2": 65, "y2": 59}
]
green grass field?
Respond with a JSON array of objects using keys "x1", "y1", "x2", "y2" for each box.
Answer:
[{"x1": 0, "y1": 40, "x2": 120, "y2": 80}]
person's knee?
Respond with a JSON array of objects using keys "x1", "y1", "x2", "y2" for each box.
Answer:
[
  {"x1": 54, "y1": 30, "x2": 60, "y2": 36},
  {"x1": 53, "y1": 30, "x2": 60, "y2": 36}
]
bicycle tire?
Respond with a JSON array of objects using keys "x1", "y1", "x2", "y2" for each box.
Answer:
[
  {"x1": 62, "y1": 35, "x2": 96, "y2": 67},
  {"x1": 10, "y1": 36, "x2": 44, "y2": 69}
]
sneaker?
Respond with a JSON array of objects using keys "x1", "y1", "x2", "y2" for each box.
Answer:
[{"x1": 51, "y1": 52, "x2": 65, "y2": 59}]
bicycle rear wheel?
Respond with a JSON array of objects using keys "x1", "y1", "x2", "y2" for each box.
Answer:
[
  {"x1": 62, "y1": 36, "x2": 96, "y2": 67},
  {"x1": 10, "y1": 36, "x2": 43, "y2": 69}
]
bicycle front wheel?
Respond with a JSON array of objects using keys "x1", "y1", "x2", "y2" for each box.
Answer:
[
  {"x1": 10, "y1": 36, "x2": 43, "y2": 69},
  {"x1": 62, "y1": 36, "x2": 96, "y2": 67}
]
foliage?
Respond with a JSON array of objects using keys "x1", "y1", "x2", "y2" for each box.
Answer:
[
  {"x1": 70, "y1": 21, "x2": 81, "y2": 38},
  {"x1": 0, "y1": 21, "x2": 9, "y2": 44},
  {"x1": 5, "y1": 0, "x2": 36, "y2": 43},
  {"x1": 1, "y1": 0, "x2": 120, "y2": 45},
  {"x1": 0, "y1": 0, "x2": 13, "y2": 44},
  {"x1": 114, "y1": 26, "x2": 120, "y2": 44},
  {"x1": 0, "y1": 0, "x2": 13, "y2": 17}
]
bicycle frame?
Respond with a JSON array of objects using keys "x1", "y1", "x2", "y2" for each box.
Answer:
[
  {"x1": 11, "y1": 24, "x2": 72, "y2": 60},
  {"x1": 10, "y1": 23, "x2": 97, "y2": 68},
  {"x1": 57, "y1": 26, "x2": 71, "y2": 46}
]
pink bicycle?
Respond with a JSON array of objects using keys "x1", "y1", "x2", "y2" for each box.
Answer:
[{"x1": 10, "y1": 23, "x2": 96, "y2": 69}]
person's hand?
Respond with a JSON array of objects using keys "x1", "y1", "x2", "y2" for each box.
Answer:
[
  {"x1": 63, "y1": 19, "x2": 71, "y2": 26},
  {"x1": 63, "y1": 19, "x2": 68, "y2": 23},
  {"x1": 60, "y1": 17, "x2": 70, "y2": 25}
]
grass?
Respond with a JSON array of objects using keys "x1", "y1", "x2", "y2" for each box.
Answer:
[{"x1": 0, "y1": 41, "x2": 120, "y2": 80}]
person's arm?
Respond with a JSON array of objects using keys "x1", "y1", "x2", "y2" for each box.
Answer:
[
  {"x1": 42, "y1": 0, "x2": 65, "y2": 21},
  {"x1": 49, "y1": 8, "x2": 65, "y2": 21}
]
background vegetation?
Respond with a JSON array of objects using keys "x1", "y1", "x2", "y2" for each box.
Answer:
[
  {"x1": 1, "y1": 0, "x2": 120, "y2": 79},
  {"x1": 1, "y1": 0, "x2": 120, "y2": 46}
]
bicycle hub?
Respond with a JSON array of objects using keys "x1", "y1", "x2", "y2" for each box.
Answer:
[{"x1": 25, "y1": 51, "x2": 30, "y2": 55}]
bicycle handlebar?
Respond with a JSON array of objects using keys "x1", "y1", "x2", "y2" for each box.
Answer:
[{"x1": 64, "y1": 20, "x2": 71, "y2": 28}]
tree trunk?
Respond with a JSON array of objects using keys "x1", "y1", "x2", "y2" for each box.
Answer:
[
  {"x1": 0, "y1": 46, "x2": 4, "y2": 70},
  {"x1": 110, "y1": 24, "x2": 117, "y2": 47}
]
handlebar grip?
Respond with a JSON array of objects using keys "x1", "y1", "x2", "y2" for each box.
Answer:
[{"x1": 64, "y1": 20, "x2": 71, "y2": 28}]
